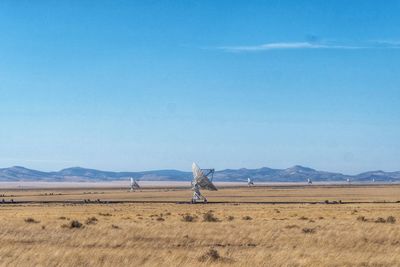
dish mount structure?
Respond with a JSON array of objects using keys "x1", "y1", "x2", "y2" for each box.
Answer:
[
  {"x1": 191, "y1": 162, "x2": 217, "y2": 204},
  {"x1": 130, "y1": 177, "x2": 140, "y2": 191}
]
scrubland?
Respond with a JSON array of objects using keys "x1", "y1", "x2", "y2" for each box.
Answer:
[
  {"x1": 0, "y1": 204, "x2": 400, "y2": 266},
  {"x1": 1, "y1": 199, "x2": 400, "y2": 266}
]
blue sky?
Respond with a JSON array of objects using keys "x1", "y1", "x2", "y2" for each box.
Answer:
[{"x1": 0, "y1": 0, "x2": 399, "y2": 173}]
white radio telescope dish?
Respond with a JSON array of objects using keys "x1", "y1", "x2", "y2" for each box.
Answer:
[
  {"x1": 191, "y1": 162, "x2": 217, "y2": 203},
  {"x1": 247, "y1": 177, "x2": 254, "y2": 186},
  {"x1": 130, "y1": 177, "x2": 140, "y2": 191}
]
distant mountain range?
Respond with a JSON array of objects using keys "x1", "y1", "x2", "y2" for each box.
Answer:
[{"x1": 0, "y1": 165, "x2": 400, "y2": 183}]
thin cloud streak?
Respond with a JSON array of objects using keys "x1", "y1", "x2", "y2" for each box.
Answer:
[
  {"x1": 218, "y1": 41, "x2": 400, "y2": 52},
  {"x1": 372, "y1": 40, "x2": 400, "y2": 46}
]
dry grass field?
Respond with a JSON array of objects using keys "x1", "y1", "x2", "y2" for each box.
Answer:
[
  {"x1": 1, "y1": 185, "x2": 400, "y2": 266},
  {"x1": 2, "y1": 184, "x2": 400, "y2": 203}
]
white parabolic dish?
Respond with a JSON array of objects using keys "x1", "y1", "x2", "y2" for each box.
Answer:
[{"x1": 192, "y1": 162, "x2": 217, "y2": 191}]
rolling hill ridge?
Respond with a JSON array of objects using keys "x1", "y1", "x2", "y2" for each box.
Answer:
[{"x1": 0, "y1": 165, "x2": 399, "y2": 183}]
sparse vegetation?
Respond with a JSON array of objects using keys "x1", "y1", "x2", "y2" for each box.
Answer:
[
  {"x1": 203, "y1": 211, "x2": 219, "y2": 222},
  {"x1": 98, "y1": 212, "x2": 112, "y2": 216},
  {"x1": 181, "y1": 214, "x2": 196, "y2": 222},
  {"x1": 24, "y1": 217, "x2": 39, "y2": 223},
  {"x1": 198, "y1": 248, "x2": 221, "y2": 262},
  {"x1": 387, "y1": 216, "x2": 396, "y2": 224},
  {"x1": 357, "y1": 216, "x2": 367, "y2": 222},
  {"x1": 85, "y1": 216, "x2": 98, "y2": 225},
  {"x1": 375, "y1": 217, "x2": 386, "y2": 223},
  {"x1": 69, "y1": 220, "x2": 83, "y2": 229},
  {"x1": 302, "y1": 227, "x2": 316, "y2": 234},
  {"x1": 242, "y1": 215, "x2": 252, "y2": 220},
  {"x1": 1, "y1": 186, "x2": 400, "y2": 266},
  {"x1": 375, "y1": 216, "x2": 396, "y2": 224}
]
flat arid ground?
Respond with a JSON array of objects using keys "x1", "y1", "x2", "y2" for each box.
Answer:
[{"x1": 1, "y1": 185, "x2": 400, "y2": 266}]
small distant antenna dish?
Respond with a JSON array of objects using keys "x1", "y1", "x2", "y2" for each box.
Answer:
[
  {"x1": 247, "y1": 177, "x2": 254, "y2": 187},
  {"x1": 130, "y1": 177, "x2": 140, "y2": 191},
  {"x1": 307, "y1": 178, "x2": 312, "y2": 185},
  {"x1": 372, "y1": 178, "x2": 375, "y2": 183},
  {"x1": 346, "y1": 178, "x2": 351, "y2": 184},
  {"x1": 191, "y1": 162, "x2": 217, "y2": 203}
]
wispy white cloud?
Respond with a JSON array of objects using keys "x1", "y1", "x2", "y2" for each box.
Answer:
[
  {"x1": 217, "y1": 40, "x2": 400, "y2": 53},
  {"x1": 372, "y1": 40, "x2": 400, "y2": 46}
]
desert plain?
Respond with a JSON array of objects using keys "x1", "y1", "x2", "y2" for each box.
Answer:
[{"x1": 0, "y1": 184, "x2": 400, "y2": 266}]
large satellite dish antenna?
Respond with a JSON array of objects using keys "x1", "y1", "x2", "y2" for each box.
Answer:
[
  {"x1": 247, "y1": 177, "x2": 254, "y2": 187},
  {"x1": 130, "y1": 177, "x2": 140, "y2": 191},
  {"x1": 191, "y1": 162, "x2": 217, "y2": 203}
]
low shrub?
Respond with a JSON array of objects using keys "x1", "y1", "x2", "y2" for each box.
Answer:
[
  {"x1": 302, "y1": 227, "x2": 316, "y2": 234},
  {"x1": 375, "y1": 217, "x2": 386, "y2": 223},
  {"x1": 182, "y1": 214, "x2": 196, "y2": 222},
  {"x1": 24, "y1": 218, "x2": 39, "y2": 223},
  {"x1": 374, "y1": 216, "x2": 396, "y2": 224},
  {"x1": 70, "y1": 220, "x2": 83, "y2": 229},
  {"x1": 285, "y1": 224, "x2": 299, "y2": 229},
  {"x1": 85, "y1": 217, "x2": 98, "y2": 225},
  {"x1": 357, "y1": 216, "x2": 367, "y2": 222},
  {"x1": 98, "y1": 212, "x2": 112, "y2": 216},
  {"x1": 387, "y1": 216, "x2": 396, "y2": 224},
  {"x1": 203, "y1": 211, "x2": 219, "y2": 222},
  {"x1": 198, "y1": 248, "x2": 221, "y2": 262}
]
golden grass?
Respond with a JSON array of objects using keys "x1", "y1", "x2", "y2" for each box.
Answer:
[
  {"x1": 1, "y1": 186, "x2": 400, "y2": 266},
  {"x1": 2, "y1": 184, "x2": 400, "y2": 203},
  {"x1": 0, "y1": 202, "x2": 400, "y2": 266}
]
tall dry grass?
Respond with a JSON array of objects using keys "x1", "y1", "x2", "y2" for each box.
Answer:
[{"x1": 0, "y1": 202, "x2": 399, "y2": 266}]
